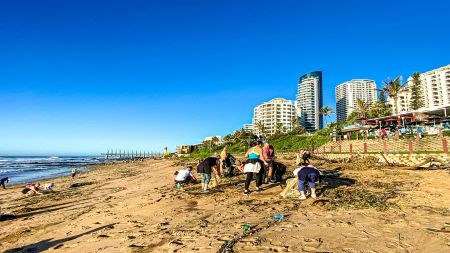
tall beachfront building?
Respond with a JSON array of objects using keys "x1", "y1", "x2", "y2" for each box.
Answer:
[
  {"x1": 388, "y1": 64, "x2": 450, "y2": 113},
  {"x1": 413, "y1": 64, "x2": 450, "y2": 109},
  {"x1": 296, "y1": 71, "x2": 323, "y2": 131},
  {"x1": 335, "y1": 79, "x2": 377, "y2": 122},
  {"x1": 252, "y1": 98, "x2": 297, "y2": 136}
]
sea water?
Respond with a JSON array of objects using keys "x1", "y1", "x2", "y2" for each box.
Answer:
[{"x1": 0, "y1": 156, "x2": 104, "y2": 185}]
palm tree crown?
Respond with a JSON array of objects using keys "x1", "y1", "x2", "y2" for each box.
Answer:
[{"x1": 381, "y1": 76, "x2": 405, "y2": 115}]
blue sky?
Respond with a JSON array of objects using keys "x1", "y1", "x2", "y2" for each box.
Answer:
[{"x1": 1, "y1": 0, "x2": 449, "y2": 155}]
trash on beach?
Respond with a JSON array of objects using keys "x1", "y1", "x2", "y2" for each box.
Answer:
[{"x1": 273, "y1": 214, "x2": 285, "y2": 222}]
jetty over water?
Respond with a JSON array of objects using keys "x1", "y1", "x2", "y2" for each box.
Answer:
[{"x1": 101, "y1": 149, "x2": 162, "y2": 160}]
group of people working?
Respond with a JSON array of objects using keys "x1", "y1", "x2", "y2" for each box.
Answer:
[{"x1": 173, "y1": 141, "x2": 321, "y2": 200}]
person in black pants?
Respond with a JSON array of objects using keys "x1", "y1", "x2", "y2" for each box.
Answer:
[
  {"x1": 0, "y1": 177, "x2": 9, "y2": 189},
  {"x1": 244, "y1": 165, "x2": 264, "y2": 194},
  {"x1": 243, "y1": 141, "x2": 264, "y2": 194}
]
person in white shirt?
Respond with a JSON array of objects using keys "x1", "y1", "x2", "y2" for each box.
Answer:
[{"x1": 174, "y1": 166, "x2": 197, "y2": 189}]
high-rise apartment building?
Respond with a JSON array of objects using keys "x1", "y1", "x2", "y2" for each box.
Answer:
[
  {"x1": 414, "y1": 64, "x2": 450, "y2": 109},
  {"x1": 297, "y1": 71, "x2": 323, "y2": 131},
  {"x1": 252, "y1": 98, "x2": 297, "y2": 136},
  {"x1": 388, "y1": 64, "x2": 450, "y2": 113},
  {"x1": 335, "y1": 79, "x2": 377, "y2": 122}
]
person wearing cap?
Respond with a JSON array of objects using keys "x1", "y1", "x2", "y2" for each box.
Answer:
[{"x1": 293, "y1": 162, "x2": 321, "y2": 200}]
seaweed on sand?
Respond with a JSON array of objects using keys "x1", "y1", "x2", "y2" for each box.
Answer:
[{"x1": 322, "y1": 186, "x2": 398, "y2": 210}]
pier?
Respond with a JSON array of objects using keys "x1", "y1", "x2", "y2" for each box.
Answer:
[{"x1": 101, "y1": 149, "x2": 162, "y2": 160}]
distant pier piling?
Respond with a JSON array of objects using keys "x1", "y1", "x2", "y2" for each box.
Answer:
[{"x1": 101, "y1": 149, "x2": 163, "y2": 160}]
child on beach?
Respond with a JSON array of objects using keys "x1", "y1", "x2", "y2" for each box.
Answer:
[
  {"x1": 71, "y1": 168, "x2": 78, "y2": 178},
  {"x1": 174, "y1": 166, "x2": 197, "y2": 190},
  {"x1": 1, "y1": 177, "x2": 10, "y2": 189},
  {"x1": 293, "y1": 162, "x2": 321, "y2": 200}
]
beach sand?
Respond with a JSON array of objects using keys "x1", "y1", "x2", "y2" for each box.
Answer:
[{"x1": 0, "y1": 158, "x2": 449, "y2": 252}]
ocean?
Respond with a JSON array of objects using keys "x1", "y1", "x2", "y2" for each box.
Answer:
[{"x1": 0, "y1": 156, "x2": 105, "y2": 185}]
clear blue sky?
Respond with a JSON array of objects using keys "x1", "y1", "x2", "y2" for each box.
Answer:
[{"x1": 1, "y1": 0, "x2": 449, "y2": 155}]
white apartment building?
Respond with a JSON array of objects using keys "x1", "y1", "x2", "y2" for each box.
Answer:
[
  {"x1": 388, "y1": 64, "x2": 450, "y2": 113},
  {"x1": 252, "y1": 98, "x2": 297, "y2": 136},
  {"x1": 297, "y1": 71, "x2": 323, "y2": 131},
  {"x1": 335, "y1": 79, "x2": 377, "y2": 122},
  {"x1": 415, "y1": 64, "x2": 450, "y2": 109}
]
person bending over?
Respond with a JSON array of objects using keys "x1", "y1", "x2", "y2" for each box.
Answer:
[
  {"x1": 197, "y1": 157, "x2": 220, "y2": 193},
  {"x1": 293, "y1": 162, "x2": 321, "y2": 200},
  {"x1": 301, "y1": 150, "x2": 311, "y2": 164},
  {"x1": 174, "y1": 166, "x2": 197, "y2": 190},
  {"x1": 1, "y1": 177, "x2": 10, "y2": 189}
]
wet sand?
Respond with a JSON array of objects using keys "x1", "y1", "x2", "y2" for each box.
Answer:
[{"x1": 0, "y1": 158, "x2": 449, "y2": 252}]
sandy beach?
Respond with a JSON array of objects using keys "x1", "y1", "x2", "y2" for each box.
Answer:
[{"x1": 0, "y1": 157, "x2": 449, "y2": 252}]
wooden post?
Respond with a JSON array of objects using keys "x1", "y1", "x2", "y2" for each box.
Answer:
[
  {"x1": 442, "y1": 138, "x2": 448, "y2": 154},
  {"x1": 323, "y1": 146, "x2": 325, "y2": 154},
  {"x1": 339, "y1": 144, "x2": 342, "y2": 153},
  {"x1": 349, "y1": 144, "x2": 353, "y2": 154},
  {"x1": 383, "y1": 141, "x2": 387, "y2": 154},
  {"x1": 363, "y1": 143, "x2": 367, "y2": 154},
  {"x1": 408, "y1": 140, "x2": 413, "y2": 155},
  {"x1": 331, "y1": 146, "x2": 334, "y2": 153}
]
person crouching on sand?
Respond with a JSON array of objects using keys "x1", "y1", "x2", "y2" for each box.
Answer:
[
  {"x1": 293, "y1": 162, "x2": 321, "y2": 200},
  {"x1": 197, "y1": 157, "x2": 220, "y2": 193},
  {"x1": 22, "y1": 183, "x2": 43, "y2": 196},
  {"x1": 174, "y1": 166, "x2": 197, "y2": 190}
]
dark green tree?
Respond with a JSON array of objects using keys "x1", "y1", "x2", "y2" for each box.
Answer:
[
  {"x1": 409, "y1": 72, "x2": 425, "y2": 110},
  {"x1": 367, "y1": 90, "x2": 392, "y2": 118}
]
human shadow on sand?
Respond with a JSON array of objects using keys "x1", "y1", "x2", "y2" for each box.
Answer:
[
  {"x1": 319, "y1": 168, "x2": 356, "y2": 189},
  {"x1": 4, "y1": 223, "x2": 116, "y2": 253}
]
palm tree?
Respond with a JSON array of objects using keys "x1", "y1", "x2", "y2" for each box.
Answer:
[
  {"x1": 381, "y1": 76, "x2": 405, "y2": 115},
  {"x1": 319, "y1": 106, "x2": 334, "y2": 127},
  {"x1": 356, "y1": 98, "x2": 369, "y2": 118},
  {"x1": 289, "y1": 117, "x2": 306, "y2": 135},
  {"x1": 274, "y1": 122, "x2": 285, "y2": 135},
  {"x1": 254, "y1": 121, "x2": 266, "y2": 138}
]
